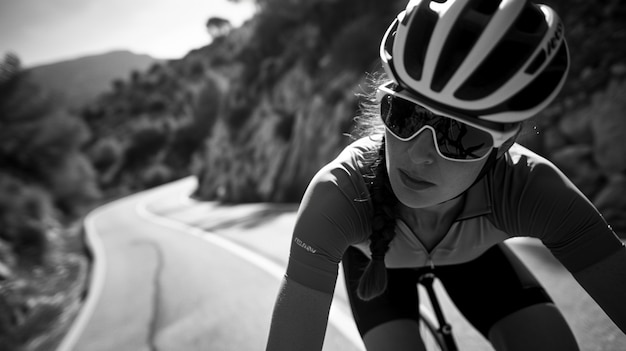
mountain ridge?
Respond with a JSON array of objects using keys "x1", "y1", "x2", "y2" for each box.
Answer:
[{"x1": 25, "y1": 50, "x2": 160, "y2": 110}]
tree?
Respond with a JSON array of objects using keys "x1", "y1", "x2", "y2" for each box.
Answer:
[
  {"x1": 0, "y1": 53, "x2": 21, "y2": 85},
  {"x1": 206, "y1": 17, "x2": 232, "y2": 39},
  {"x1": 122, "y1": 122, "x2": 168, "y2": 172},
  {"x1": 0, "y1": 53, "x2": 100, "y2": 217},
  {"x1": 0, "y1": 174, "x2": 53, "y2": 265},
  {"x1": 88, "y1": 137, "x2": 123, "y2": 175}
]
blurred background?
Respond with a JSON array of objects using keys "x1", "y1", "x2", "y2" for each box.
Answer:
[{"x1": 1, "y1": 0, "x2": 625, "y2": 349}]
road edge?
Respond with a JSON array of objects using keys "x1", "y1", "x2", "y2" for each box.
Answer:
[
  {"x1": 135, "y1": 179, "x2": 366, "y2": 350},
  {"x1": 56, "y1": 208, "x2": 108, "y2": 351}
]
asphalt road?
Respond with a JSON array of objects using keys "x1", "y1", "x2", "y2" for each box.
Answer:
[
  {"x1": 70, "y1": 179, "x2": 360, "y2": 351},
  {"x1": 68, "y1": 177, "x2": 626, "y2": 351}
]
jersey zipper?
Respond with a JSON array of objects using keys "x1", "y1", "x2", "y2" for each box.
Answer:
[
  {"x1": 396, "y1": 218, "x2": 447, "y2": 269},
  {"x1": 416, "y1": 241, "x2": 437, "y2": 269}
]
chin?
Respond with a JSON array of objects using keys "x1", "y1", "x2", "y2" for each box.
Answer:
[
  {"x1": 390, "y1": 179, "x2": 442, "y2": 209},
  {"x1": 397, "y1": 195, "x2": 444, "y2": 209}
]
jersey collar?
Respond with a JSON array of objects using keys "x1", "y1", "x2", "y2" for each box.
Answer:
[{"x1": 456, "y1": 174, "x2": 492, "y2": 221}]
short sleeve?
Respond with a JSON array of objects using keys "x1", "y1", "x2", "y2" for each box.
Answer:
[
  {"x1": 490, "y1": 145, "x2": 624, "y2": 273},
  {"x1": 285, "y1": 163, "x2": 372, "y2": 294}
]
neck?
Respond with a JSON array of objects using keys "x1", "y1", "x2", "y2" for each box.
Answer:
[{"x1": 400, "y1": 196, "x2": 464, "y2": 229}]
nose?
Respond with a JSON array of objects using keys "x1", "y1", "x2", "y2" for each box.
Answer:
[{"x1": 408, "y1": 128, "x2": 437, "y2": 165}]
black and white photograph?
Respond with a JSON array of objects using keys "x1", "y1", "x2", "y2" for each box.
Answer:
[{"x1": 1, "y1": 0, "x2": 625, "y2": 350}]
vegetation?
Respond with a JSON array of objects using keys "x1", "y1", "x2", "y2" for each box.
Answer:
[{"x1": 0, "y1": 54, "x2": 93, "y2": 350}]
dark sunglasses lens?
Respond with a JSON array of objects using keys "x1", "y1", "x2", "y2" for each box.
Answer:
[
  {"x1": 434, "y1": 119, "x2": 493, "y2": 160},
  {"x1": 381, "y1": 95, "x2": 429, "y2": 138},
  {"x1": 381, "y1": 95, "x2": 493, "y2": 160}
]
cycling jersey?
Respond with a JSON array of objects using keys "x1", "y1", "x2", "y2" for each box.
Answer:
[{"x1": 286, "y1": 136, "x2": 624, "y2": 294}]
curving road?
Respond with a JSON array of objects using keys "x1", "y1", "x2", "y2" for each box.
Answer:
[
  {"x1": 63, "y1": 177, "x2": 625, "y2": 351},
  {"x1": 66, "y1": 178, "x2": 362, "y2": 351}
]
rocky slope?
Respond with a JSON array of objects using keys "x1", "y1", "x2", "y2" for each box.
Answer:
[{"x1": 191, "y1": 0, "x2": 626, "y2": 236}]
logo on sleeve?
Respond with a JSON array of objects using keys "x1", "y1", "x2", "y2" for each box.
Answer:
[{"x1": 294, "y1": 237, "x2": 317, "y2": 254}]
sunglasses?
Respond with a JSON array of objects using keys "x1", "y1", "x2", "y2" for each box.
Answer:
[{"x1": 377, "y1": 82, "x2": 519, "y2": 162}]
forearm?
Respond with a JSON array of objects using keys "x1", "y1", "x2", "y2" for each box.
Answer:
[
  {"x1": 266, "y1": 277, "x2": 335, "y2": 351},
  {"x1": 573, "y1": 246, "x2": 626, "y2": 334}
]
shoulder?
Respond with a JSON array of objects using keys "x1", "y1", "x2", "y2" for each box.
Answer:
[
  {"x1": 286, "y1": 138, "x2": 378, "y2": 291},
  {"x1": 488, "y1": 144, "x2": 622, "y2": 272},
  {"x1": 308, "y1": 136, "x2": 381, "y2": 195},
  {"x1": 296, "y1": 136, "x2": 378, "y2": 234},
  {"x1": 502, "y1": 143, "x2": 558, "y2": 173},
  {"x1": 331, "y1": 135, "x2": 382, "y2": 175},
  {"x1": 486, "y1": 143, "x2": 590, "y2": 237},
  {"x1": 492, "y1": 143, "x2": 575, "y2": 191}
]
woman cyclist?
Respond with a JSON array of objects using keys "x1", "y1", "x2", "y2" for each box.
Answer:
[{"x1": 266, "y1": 0, "x2": 626, "y2": 350}]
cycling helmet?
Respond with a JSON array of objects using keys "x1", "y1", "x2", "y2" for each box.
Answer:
[{"x1": 380, "y1": 0, "x2": 570, "y2": 123}]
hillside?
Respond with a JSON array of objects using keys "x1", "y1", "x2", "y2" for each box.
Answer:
[
  {"x1": 76, "y1": 0, "x2": 626, "y2": 235},
  {"x1": 190, "y1": 0, "x2": 626, "y2": 236},
  {"x1": 0, "y1": 50, "x2": 157, "y2": 349},
  {"x1": 26, "y1": 50, "x2": 158, "y2": 110}
]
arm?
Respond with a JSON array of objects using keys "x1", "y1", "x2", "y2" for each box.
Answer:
[
  {"x1": 572, "y1": 246, "x2": 626, "y2": 334},
  {"x1": 266, "y1": 277, "x2": 335, "y2": 351},
  {"x1": 265, "y1": 151, "x2": 372, "y2": 349},
  {"x1": 491, "y1": 147, "x2": 626, "y2": 333}
]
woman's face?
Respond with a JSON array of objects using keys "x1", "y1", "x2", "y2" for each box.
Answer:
[{"x1": 385, "y1": 129, "x2": 490, "y2": 209}]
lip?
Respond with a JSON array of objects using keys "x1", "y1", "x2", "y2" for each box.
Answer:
[{"x1": 398, "y1": 169, "x2": 435, "y2": 191}]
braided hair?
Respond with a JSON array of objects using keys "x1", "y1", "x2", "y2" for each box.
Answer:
[
  {"x1": 356, "y1": 140, "x2": 399, "y2": 301},
  {"x1": 351, "y1": 73, "x2": 401, "y2": 301}
]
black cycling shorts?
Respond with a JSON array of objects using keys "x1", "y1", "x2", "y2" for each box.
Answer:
[{"x1": 342, "y1": 243, "x2": 553, "y2": 337}]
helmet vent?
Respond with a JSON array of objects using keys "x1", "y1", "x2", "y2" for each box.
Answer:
[
  {"x1": 402, "y1": 4, "x2": 438, "y2": 81},
  {"x1": 526, "y1": 50, "x2": 546, "y2": 75},
  {"x1": 507, "y1": 42, "x2": 568, "y2": 111},
  {"x1": 471, "y1": 0, "x2": 501, "y2": 16},
  {"x1": 453, "y1": 3, "x2": 547, "y2": 101},
  {"x1": 514, "y1": 5, "x2": 545, "y2": 34},
  {"x1": 432, "y1": 0, "x2": 496, "y2": 93}
]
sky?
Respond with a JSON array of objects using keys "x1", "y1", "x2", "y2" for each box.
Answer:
[{"x1": 0, "y1": 0, "x2": 257, "y2": 68}]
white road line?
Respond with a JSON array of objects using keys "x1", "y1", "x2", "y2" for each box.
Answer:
[
  {"x1": 136, "y1": 188, "x2": 365, "y2": 350},
  {"x1": 57, "y1": 207, "x2": 108, "y2": 351}
]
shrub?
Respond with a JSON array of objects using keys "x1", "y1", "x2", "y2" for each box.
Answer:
[
  {"x1": 141, "y1": 163, "x2": 173, "y2": 188},
  {"x1": 0, "y1": 174, "x2": 52, "y2": 266},
  {"x1": 87, "y1": 137, "x2": 123, "y2": 174}
]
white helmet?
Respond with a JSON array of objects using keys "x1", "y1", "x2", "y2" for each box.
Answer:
[{"x1": 380, "y1": 0, "x2": 570, "y2": 123}]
